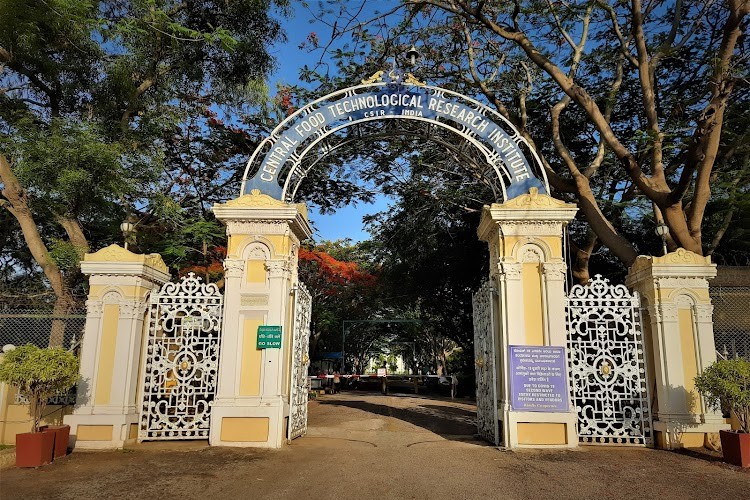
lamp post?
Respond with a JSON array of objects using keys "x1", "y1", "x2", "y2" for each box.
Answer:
[
  {"x1": 405, "y1": 45, "x2": 420, "y2": 67},
  {"x1": 655, "y1": 222, "x2": 669, "y2": 256},
  {"x1": 120, "y1": 221, "x2": 134, "y2": 250}
]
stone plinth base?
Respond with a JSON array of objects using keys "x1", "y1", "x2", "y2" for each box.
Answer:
[
  {"x1": 502, "y1": 409, "x2": 578, "y2": 448},
  {"x1": 652, "y1": 418, "x2": 728, "y2": 449},
  {"x1": 209, "y1": 397, "x2": 285, "y2": 448},
  {"x1": 65, "y1": 412, "x2": 139, "y2": 449}
]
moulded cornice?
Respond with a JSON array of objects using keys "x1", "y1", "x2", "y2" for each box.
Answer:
[
  {"x1": 213, "y1": 192, "x2": 312, "y2": 241},
  {"x1": 81, "y1": 245, "x2": 170, "y2": 284},
  {"x1": 479, "y1": 189, "x2": 577, "y2": 236},
  {"x1": 84, "y1": 244, "x2": 169, "y2": 275},
  {"x1": 627, "y1": 249, "x2": 716, "y2": 286},
  {"x1": 499, "y1": 187, "x2": 574, "y2": 210},
  {"x1": 477, "y1": 189, "x2": 577, "y2": 242},
  {"x1": 222, "y1": 189, "x2": 292, "y2": 208}
]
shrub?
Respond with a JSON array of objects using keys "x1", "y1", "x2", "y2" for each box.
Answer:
[
  {"x1": 0, "y1": 344, "x2": 79, "y2": 432},
  {"x1": 694, "y1": 358, "x2": 750, "y2": 433}
]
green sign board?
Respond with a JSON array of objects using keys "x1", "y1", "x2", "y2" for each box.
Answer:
[{"x1": 257, "y1": 325, "x2": 282, "y2": 349}]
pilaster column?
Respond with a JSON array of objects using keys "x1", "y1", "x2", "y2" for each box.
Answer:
[
  {"x1": 626, "y1": 248, "x2": 729, "y2": 449},
  {"x1": 211, "y1": 190, "x2": 312, "y2": 448},
  {"x1": 65, "y1": 245, "x2": 169, "y2": 449},
  {"x1": 478, "y1": 188, "x2": 578, "y2": 448}
]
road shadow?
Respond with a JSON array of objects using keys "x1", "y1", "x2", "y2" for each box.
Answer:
[
  {"x1": 318, "y1": 395, "x2": 481, "y2": 441},
  {"x1": 420, "y1": 404, "x2": 476, "y2": 420},
  {"x1": 670, "y1": 447, "x2": 725, "y2": 464}
]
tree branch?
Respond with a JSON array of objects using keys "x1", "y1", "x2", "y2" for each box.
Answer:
[{"x1": 631, "y1": 0, "x2": 665, "y2": 182}]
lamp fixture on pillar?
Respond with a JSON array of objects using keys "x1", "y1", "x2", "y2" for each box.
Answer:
[
  {"x1": 120, "y1": 221, "x2": 135, "y2": 250},
  {"x1": 655, "y1": 222, "x2": 669, "y2": 256},
  {"x1": 405, "y1": 45, "x2": 420, "y2": 67}
]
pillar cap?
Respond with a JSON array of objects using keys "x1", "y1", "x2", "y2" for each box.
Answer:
[
  {"x1": 627, "y1": 248, "x2": 716, "y2": 283},
  {"x1": 212, "y1": 190, "x2": 312, "y2": 240},
  {"x1": 81, "y1": 244, "x2": 170, "y2": 283},
  {"x1": 478, "y1": 188, "x2": 578, "y2": 241},
  {"x1": 483, "y1": 188, "x2": 577, "y2": 219}
]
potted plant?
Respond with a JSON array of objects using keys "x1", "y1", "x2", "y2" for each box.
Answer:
[
  {"x1": 0, "y1": 344, "x2": 79, "y2": 467},
  {"x1": 695, "y1": 358, "x2": 750, "y2": 468}
]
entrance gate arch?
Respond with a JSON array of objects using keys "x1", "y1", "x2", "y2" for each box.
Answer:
[
  {"x1": 210, "y1": 69, "x2": 581, "y2": 449},
  {"x1": 240, "y1": 69, "x2": 550, "y2": 203}
]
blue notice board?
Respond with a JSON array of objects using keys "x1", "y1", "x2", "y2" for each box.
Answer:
[{"x1": 509, "y1": 345, "x2": 569, "y2": 412}]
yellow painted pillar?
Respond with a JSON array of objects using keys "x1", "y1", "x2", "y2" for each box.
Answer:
[
  {"x1": 211, "y1": 190, "x2": 312, "y2": 448},
  {"x1": 626, "y1": 249, "x2": 729, "y2": 449},
  {"x1": 478, "y1": 188, "x2": 578, "y2": 448},
  {"x1": 64, "y1": 245, "x2": 170, "y2": 449}
]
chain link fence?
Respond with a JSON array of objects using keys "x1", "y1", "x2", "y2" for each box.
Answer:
[
  {"x1": 710, "y1": 287, "x2": 750, "y2": 359},
  {"x1": 0, "y1": 309, "x2": 86, "y2": 351}
]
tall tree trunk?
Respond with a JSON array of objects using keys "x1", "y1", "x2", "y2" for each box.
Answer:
[
  {"x1": 571, "y1": 231, "x2": 599, "y2": 285},
  {"x1": 55, "y1": 213, "x2": 91, "y2": 256},
  {"x1": 0, "y1": 153, "x2": 75, "y2": 346}
]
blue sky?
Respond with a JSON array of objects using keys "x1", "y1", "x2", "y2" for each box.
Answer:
[{"x1": 264, "y1": 1, "x2": 396, "y2": 243}]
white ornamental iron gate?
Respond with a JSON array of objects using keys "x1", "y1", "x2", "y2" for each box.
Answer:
[
  {"x1": 472, "y1": 280, "x2": 500, "y2": 446},
  {"x1": 139, "y1": 273, "x2": 223, "y2": 441},
  {"x1": 288, "y1": 282, "x2": 312, "y2": 441},
  {"x1": 566, "y1": 275, "x2": 652, "y2": 445}
]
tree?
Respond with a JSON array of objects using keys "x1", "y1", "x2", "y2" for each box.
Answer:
[
  {"x1": 695, "y1": 358, "x2": 750, "y2": 433},
  {"x1": 0, "y1": 344, "x2": 79, "y2": 432},
  {"x1": 298, "y1": 241, "x2": 378, "y2": 363},
  {"x1": 292, "y1": 0, "x2": 749, "y2": 280},
  {"x1": 0, "y1": 1, "x2": 287, "y2": 342}
]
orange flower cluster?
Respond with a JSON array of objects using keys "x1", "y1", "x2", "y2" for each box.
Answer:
[
  {"x1": 179, "y1": 246, "x2": 227, "y2": 280},
  {"x1": 298, "y1": 247, "x2": 376, "y2": 292}
]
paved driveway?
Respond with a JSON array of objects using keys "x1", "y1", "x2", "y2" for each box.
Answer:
[{"x1": 2, "y1": 392, "x2": 748, "y2": 499}]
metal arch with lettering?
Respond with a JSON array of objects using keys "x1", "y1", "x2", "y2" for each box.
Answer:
[{"x1": 241, "y1": 71, "x2": 549, "y2": 202}]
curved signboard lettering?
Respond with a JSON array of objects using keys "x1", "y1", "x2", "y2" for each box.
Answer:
[{"x1": 242, "y1": 71, "x2": 548, "y2": 201}]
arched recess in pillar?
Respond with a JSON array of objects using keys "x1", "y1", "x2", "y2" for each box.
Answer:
[
  {"x1": 241, "y1": 241, "x2": 272, "y2": 288},
  {"x1": 669, "y1": 289, "x2": 700, "y2": 307},
  {"x1": 240, "y1": 70, "x2": 550, "y2": 203},
  {"x1": 514, "y1": 241, "x2": 552, "y2": 263},
  {"x1": 101, "y1": 289, "x2": 124, "y2": 306}
]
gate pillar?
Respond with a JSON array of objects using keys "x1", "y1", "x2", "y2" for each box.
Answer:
[
  {"x1": 478, "y1": 188, "x2": 578, "y2": 448},
  {"x1": 64, "y1": 245, "x2": 170, "y2": 449},
  {"x1": 212, "y1": 190, "x2": 312, "y2": 448},
  {"x1": 626, "y1": 249, "x2": 729, "y2": 449}
]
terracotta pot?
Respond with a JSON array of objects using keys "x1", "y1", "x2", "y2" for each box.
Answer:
[
  {"x1": 719, "y1": 430, "x2": 750, "y2": 468},
  {"x1": 15, "y1": 431, "x2": 54, "y2": 468},
  {"x1": 40, "y1": 424, "x2": 71, "y2": 459}
]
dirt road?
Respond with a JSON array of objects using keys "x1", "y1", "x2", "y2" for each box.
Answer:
[{"x1": 2, "y1": 392, "x2": 748, "y2": 499}]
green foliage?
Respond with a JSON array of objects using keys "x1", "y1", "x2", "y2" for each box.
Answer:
[
  {"x1": 387, "y1": 354, "x2": 398, "y2": 374},
  {"x1": 0, "y1": 344, "x2": 79, "y2": 432},
  {"x1": 292, "y1": 0, "x2": 750, "y2": 270},
  {"x1": 1, "y1": 120, "x2": 129, "y2": 215},
  {"x1": 299, "y1": 240, "x2": 381, "y2": 369},
  {"x1": 48, "y1": 239, "x2": 82, "y2": 271},
  {"x1": 695, "y1": 358, "x2": 750, "y2": 433},
  {"x1": 1, "y1": 0, "x2": 288, "y2": 295}
]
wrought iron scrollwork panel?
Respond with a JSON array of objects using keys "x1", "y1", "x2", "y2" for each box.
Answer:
[
  {"x1": 473, "y1": 280, "x2": 499, "y2": 446},
  {"x1": 566, "y1": 275, "x2": 652, "y2": 445},
  {"x1": 139, "y1": 273, "x2": 223, "y2": 440},
  {"x1": 288, "y1": 282, "x2": 312, "y2": 441}
]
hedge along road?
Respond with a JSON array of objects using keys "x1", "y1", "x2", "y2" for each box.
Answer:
[{"x1": 3, "y1": 392, "x2": 749, "y2": 500}]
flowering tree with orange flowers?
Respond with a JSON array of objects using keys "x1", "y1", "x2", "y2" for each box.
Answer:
[{"x1": 298, "y1": 241, "x2": 380, "y2": 367}]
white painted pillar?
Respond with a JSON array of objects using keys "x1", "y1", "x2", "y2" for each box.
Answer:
[
  {"x1": 478, "y1": 188, "x2": 578, "y2": 448},
  {"x1": 65, "y1": 245, "x2": 169, "y2": 449},
  {"x1": 210, "y1": 190, "x2": 311, "y2": 448},
  {"x1": 626, "y1": 249, "x2": 729, "y2": 449}
]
